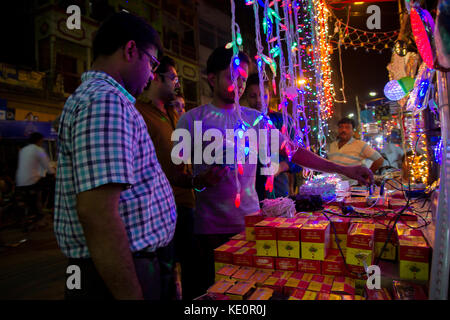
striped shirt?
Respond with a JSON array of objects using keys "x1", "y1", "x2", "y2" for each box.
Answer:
[
  {"x1": 328, "y1": 137, "x2": 382, "y2": 167},
  {"x1": 54, "y1": 71, "x2": 177, "y2": 258}
]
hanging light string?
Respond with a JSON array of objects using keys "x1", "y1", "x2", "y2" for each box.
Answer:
[
  {"x1": 327, "y1": 3, "x2": 400, "y2": 52},
  {"x1": 230, "y1": 0, "x2": 243, "y2": 208}
]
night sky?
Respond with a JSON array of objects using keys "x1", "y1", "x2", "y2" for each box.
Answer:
[{"x1": 329, "y1": 1, "x2": 401, "y2": 128}]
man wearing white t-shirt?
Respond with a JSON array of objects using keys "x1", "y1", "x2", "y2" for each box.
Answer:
[
  {"x1": 328, "y1": 118, "x2": 384, "y2": 177},
  {"x1": 175, "y1": 47, "x2": 375, "y2": 297},
  {"x1": 16, "y1": 132, "x2": 55, "y2": 218}
]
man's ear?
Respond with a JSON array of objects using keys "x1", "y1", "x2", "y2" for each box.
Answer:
[
  {"x1": 123, "y1": 40, "x2": 138, "y2": 62},
  {"x1": 207, "y1": 73, "x2": 216, "y2": 90}
]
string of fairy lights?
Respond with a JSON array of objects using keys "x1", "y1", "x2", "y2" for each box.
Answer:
[{"x1": 222, "y1": 0, "x2": 439, "y2": 208}]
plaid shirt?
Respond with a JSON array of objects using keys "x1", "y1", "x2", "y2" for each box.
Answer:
[{"x1": 54, "y1": 71, "x2": 176, "y2": 258}]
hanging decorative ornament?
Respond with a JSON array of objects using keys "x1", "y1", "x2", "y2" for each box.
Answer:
[
  {"x1": 383, "y1": 77, "x2": 415, "y2": 101},
  {"x1": 393, "y1": 39, "x2": 408, "y2": 57},
  {"x1": 406, "y1": 63, "x2": 435, "y2": 113},
  {"x1": 410, "y1": 5, "x2": 436, "y2": 69}
]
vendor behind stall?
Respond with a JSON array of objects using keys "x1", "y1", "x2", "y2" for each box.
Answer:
[{"x1": 328, "y1": 118, "x2": 384, "y2": 182}]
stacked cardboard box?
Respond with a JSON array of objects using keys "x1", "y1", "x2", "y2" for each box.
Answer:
[
  {"x1": 346, "y1": 223, "x2": 375, "y2": 269},
  {"x1": 373, "y1": 220, "x2": 397, "y2": 261},
  {"x1": 248, "y1": 287, "x2": 274, "y2": 300},
  {"x1": 329, "y1": 216, "x2": 350, "y2": 253},
  {"x1": 244, "y1": 212, "x2": 265, "y2": 241},
  {"x1": 288, "y1": 289, "x2": 317, "y2": 300},
  {"x1": 255, "y1": 218, "x2": 283, "y2": 257},
  {"x1": 396, "y1": 222, "x2": 431, "y2": 281},
  {"x1": 300, "y1": 220, "x2": 330, "y2": 261},
  {"x1": 226, "y1": 281, "x2": 256, "y2": 300},
  {"x1": 398, "y1": 236, "x2": 430, "y2": 281},
  {"x1": 322, "y1": 249, "x2": 345, "y2": 276}
]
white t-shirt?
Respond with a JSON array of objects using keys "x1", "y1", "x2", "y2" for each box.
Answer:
[
  {"x1": 16, "y1": 144, "x2": 54, "y2": 187},
  {"x1": 176, "y1": 104, "x2": 274, "y2": 234},
  {"x1": 381, "y1": 143, "x2": 404, "y2": 169}
]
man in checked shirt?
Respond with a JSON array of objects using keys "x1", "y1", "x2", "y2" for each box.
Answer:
[{"x1": 54, "y1": 12, "x2": 193, "y2": 300}]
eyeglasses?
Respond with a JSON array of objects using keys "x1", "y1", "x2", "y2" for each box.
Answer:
[
  {"x1": 140, "y1": 50, "x2": 160, "y2": 73},
  {"x1": 159, "y1": 72, "x2": 179, "y2": 85}
]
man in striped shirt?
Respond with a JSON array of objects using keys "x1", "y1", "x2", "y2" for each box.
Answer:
[{"x1": 328, "y1": 118, "x2": 384, "y2": 181}]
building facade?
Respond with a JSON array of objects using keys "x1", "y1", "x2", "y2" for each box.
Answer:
[{"x1": 0, "y1": 0, "x2": 202, "y2": 120}]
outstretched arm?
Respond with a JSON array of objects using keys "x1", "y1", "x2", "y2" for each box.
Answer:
[{"x1": 290, "y1": 146, "x2": 374, "y2": 185}]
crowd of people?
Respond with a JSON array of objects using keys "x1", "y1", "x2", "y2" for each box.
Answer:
[{"x1": 8, "y1": 12, "x2": 386, "y2": 300}]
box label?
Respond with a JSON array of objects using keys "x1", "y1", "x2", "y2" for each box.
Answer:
[{"x1": 301, "y1": 242, "x2": 327, "y2": 261}]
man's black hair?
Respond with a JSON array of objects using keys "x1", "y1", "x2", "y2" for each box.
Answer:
[
  {"x1": 338, "y1": 117, "x2": 355, "y2": 129},
  {"x1": 245, "y1": 73, "x2": 269, "y2": 91},
  {"x1": 206, "y1": 46, "x2": 250, "y2": 75},
  {"x1": 93, "y1": 11, "x2": 163, "y2": 60},
  {"x1": 29, "y1": 132, "x2": 44, "y2": 144},
  {"x1": 156, "y1": 56, "x2": 176, "y2": 79}
]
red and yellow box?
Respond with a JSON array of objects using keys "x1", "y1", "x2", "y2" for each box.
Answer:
[
  {"x1": 331, "y1": 276, "x2": 355, "y2": 295},
  {"x1": 277, "y1": 220, "x2": 302, "y2": 258},
  {"x1": 255, "y1": 218, "x2": 281, "y2": 257},
  {"x1": 366, "y1": 287, "x2": 392, "y2": 300},
  {"x1": 283, "y1": 272, "x2": 305, "y2": 296},
  {"x1": 330, "y1": 233, "x2": 347, "y2": 250},
  {"x1": 276, "y1": 257, "x2": 298, "y2": 271},
  {"x1": 271, "y1": 270, "x2": 293, "y2": 280},
  {"x1": 231, "y1": 266, "x2": 256, "y2": 282},
  {"x1": 398, "y1": 236, "x2": 430, "y2": 281},
  {"x1": 300, "y1": 220, "x2": 330, "y2": 261},
  {"x1": 215, "y1": 264, "x2": 240, "y2": 282},
  {"x1": 214, "y1": 240, "x2": 247, "y2": 264},
  {"x1": 330, "y1": 216, "x2": 351, "y2": 234},
  {"x1": 340, "y1": 295, "x2": 366, "y2": 300},
  {"x1": 248, "y1": 287, "x2": 274, "y2": 300},
  {"x1": 373, "y1": 221, "x2": 397, "y2": 261},
  {"x1": 306, "y1": 274, "x2": 334, "y2": 293},
  {"x1": 230, "y1": 231, "x2": 247, "y2": 240},
  {"x1": 245, "y1": 212, "x2": 265, "y2": 241},
  {"x1": 316, "y1": 292, "x2": 342, "y2": 300},
  {"x1": 297, "y1": 259, "x2": 322, "y2": 274},
  {"x1": 288, "y1": 289, "x2": 317, "y2": 300},
  {"x1": 232, "y1": 246, "x2": 256, "y2": 267},
  {"x1": 346, "y1": 223, "x2": 375, "y2": 267},
  {"x1": 207, "y1": 278, "x2": 236, "y2": 295},
  {"x1": 396, "y1": 222, "x2": 424, "y2": 239},
  {"x1": 262, "y1": 275, "x2": 287, "y2": 294},
  {"x1": 323, "y1": 249, "x2": 345, "y2": 276},
  {"x1": 249, "y1": 269, "x2": 272, "y2": 287},
  {"x1": 253, "y1": 256, "x2": 275, "y2": 271},
  {"x1": 226, "y1": 281, "x2": 256, "y2": 300}
]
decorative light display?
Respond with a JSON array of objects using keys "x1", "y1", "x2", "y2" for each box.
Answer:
[
  {"x1": 312, "y1": 0, "x2": 334, "y2": 119},
  {"x1": 383, "y1": 77, "x2": 415, "y2": 101},
  {"x1": 410, "y1": 5, "x2": 436, "y2": 69},
  {"x1": 402, "y1": 106, "x2": 429, "y2": 186},
  {"x1": 328, "y1": 6, "x2": 399, "y2": 53},
  {"x1": 394, "y1": 40, "x2": 408, "y2": 57},
  {"x1": 226, "y1": 0, "x2": 339, "y2": 206},
  {"x1": 406, "y1": 63, "x2": 435, "y2": 113}
]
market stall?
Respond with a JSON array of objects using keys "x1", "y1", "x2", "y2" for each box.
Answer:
[{"x1": 197, "y1": 0, "x2": 449, "y2": 301}]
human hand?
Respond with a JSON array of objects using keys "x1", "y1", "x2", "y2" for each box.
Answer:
[
  {"x1": 340, "y1": 165, "x2": 374, "y2": 186},
  {"x1": 275, "y1": 161, "x2": 290, "y2": 177},
  {"x1": 193, "y1": 166, "x2": 230, "y2": 189}
]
